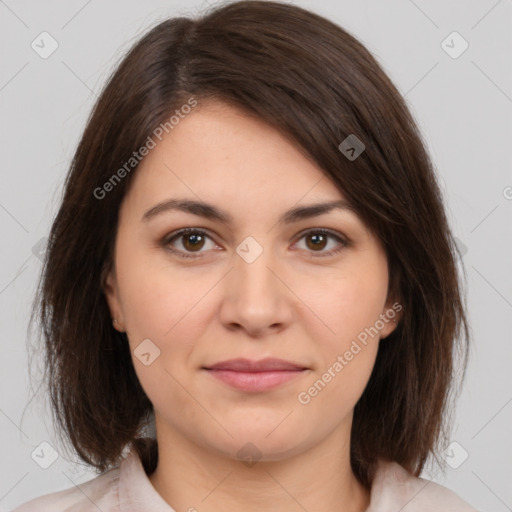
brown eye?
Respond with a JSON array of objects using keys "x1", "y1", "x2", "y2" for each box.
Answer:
[
  {"x1": 163, "y1": 228, "x2": 217, "y2": 259},
  {"x1": 294, "y1": 229, "x2": 349, "y2": 257},
  {"x1": 181, "y1": 232, "x2": 206, "y2": 252},
  {"x1": 305, "y1": 232, "x2": 328, "y2": 251}
]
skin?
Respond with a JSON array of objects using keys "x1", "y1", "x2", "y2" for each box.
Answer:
[{"x1": 104, "y1": 100, "x2": 401, "y2": 512}]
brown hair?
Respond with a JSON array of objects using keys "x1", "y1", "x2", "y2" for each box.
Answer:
[{"x1": 27, "y1": 0, "x2": 470, "y2": 488}]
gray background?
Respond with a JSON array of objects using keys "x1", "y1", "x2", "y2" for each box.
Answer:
[{"x1": 1, "y1": 0, "x2": 511, "y2": 510}]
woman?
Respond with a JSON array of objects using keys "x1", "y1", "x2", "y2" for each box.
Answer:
[{"x1": 14, "y1": 1, "x2": 478, "y2": 510}]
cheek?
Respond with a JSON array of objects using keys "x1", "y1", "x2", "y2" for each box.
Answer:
[
  {"x1": 297, "y1": 275, "x2": 385, "y2": 416},
  {"x1": 312, "y1": 260, "x2": 389, "y2": 345},
  {"x1": 300, "y1": 254, "x2": 388, "y2": 401},
  {"x1": 115, "y1": 239, "x2": 205, "y2": 339},
  {"x1": 115, "y1": 241, "x2": 221, "y2": 375},
  {"x1": 296, "y1": 341, "x2": 378, "y2": 428},
  {"x1": 115, "y1": 246, "x2": 208, "y2": 411}
]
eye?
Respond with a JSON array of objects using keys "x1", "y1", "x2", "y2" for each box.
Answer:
[
  {"x1": 163, "y1": 228, "x2": 218, "y2": 259},
  {"x1": 293, "y1": 228, "x2": 349, "y2": 257}
]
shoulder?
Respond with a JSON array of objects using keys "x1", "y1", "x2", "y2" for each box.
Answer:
[
  {"x1": 368, "y1": 459, "x2": 480, "y2": 512},
  {"x1": 11, "y1": 465, "x2": 121, "y2": 512}
]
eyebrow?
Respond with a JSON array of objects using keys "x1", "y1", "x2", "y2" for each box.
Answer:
[{"x1": 141, "y1": 198, "x2": 355, "y2": 225}]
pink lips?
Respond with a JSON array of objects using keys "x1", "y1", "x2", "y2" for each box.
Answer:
[{"x1": 203, "y1": 358, "x2": 308, "y2": 392}]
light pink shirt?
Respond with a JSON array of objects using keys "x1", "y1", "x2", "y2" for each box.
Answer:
[{"x1": 12, "y1": 446, "x2": 479, "y2": 511}]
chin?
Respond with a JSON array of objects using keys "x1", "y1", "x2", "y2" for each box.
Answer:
[{"x1": 202, "y1": 423, "x2": 312, "y2": 462}]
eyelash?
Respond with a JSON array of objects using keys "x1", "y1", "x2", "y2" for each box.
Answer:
[{"x1": 162, "y1": 227, "x2": 349, "y2": 260}]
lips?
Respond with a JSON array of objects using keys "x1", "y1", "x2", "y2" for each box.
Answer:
[
  {"x1": 205, "y1": 357, "x2": 307, "y2": 372},
  {"x1": 203, "y1": 358, "x2": 309, "y2": 392}
]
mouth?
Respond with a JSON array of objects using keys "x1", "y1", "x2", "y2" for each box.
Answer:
[{"x1": 202, "y1": 358, "x2": 309, "y2": 392}]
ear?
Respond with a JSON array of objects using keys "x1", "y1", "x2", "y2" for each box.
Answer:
[
  {"x1": 378, "y1": 299, "x2": 403, "y2": 339},
  {"x1": 101, "y1": 261, "x2": 125, "y2": 332}
]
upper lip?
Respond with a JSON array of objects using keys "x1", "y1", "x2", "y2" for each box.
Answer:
[{"x1": 204, "y1": 358, "x2": 307, "y2": 372}]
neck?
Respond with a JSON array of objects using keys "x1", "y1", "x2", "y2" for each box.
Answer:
[{"x1": 148, "y1": 420, "x2": 371, "y2": 512}]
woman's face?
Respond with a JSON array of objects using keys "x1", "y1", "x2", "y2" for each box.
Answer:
[{"x1": 104, "y1": 100, "x2": 399, "y2": 461}]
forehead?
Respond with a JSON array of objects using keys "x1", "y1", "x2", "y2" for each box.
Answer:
[{"x1": 121, "y1": 101, "x2": 349, "y2": 220}]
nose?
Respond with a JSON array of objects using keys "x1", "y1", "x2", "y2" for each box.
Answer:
[{"x1": 219, "y1": 242, "x2": 294, "y2": 338}]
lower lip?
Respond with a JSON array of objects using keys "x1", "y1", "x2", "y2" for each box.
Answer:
[{"x1": 205, "y1": 369, "x2": 306, "y2": 392}]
